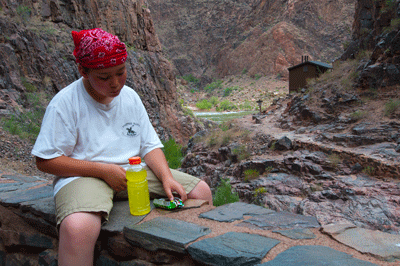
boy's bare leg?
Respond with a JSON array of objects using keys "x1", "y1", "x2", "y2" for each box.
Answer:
[
  {"x1": 187, "y1": 180, "x2": 213, "y2": 205},
  {"x1": 58, "y1": 212, "x2": 102, "y2": 266}
]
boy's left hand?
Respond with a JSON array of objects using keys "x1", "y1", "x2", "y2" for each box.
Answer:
[{"x1": 162, "y1": 177, "x2": 187, "y2": 202}]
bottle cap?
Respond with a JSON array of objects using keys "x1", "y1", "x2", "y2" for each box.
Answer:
[{"x1": 128, "y1": 156, "x2": 141, "y2": 165}]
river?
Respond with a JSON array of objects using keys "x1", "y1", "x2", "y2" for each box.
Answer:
[{"x1": 194, "y1": 110, "x2": 255, "y2": 123}]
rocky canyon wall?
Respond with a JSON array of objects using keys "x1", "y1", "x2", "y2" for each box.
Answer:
[
  {"x1": 342, "y1": 0, "x2": 400, "y2": 89},
  {"x1": 149, "y1": 0, "x2": 356, "y2": 82},
  {"x1": 0, "y1": 0, "x2": 200, "y2": 144}
]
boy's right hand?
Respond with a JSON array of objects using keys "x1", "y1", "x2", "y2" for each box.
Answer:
[{"x1": 101, "y1": 164, "x2": 127, "y2": 192}]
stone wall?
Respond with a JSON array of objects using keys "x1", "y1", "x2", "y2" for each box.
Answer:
[{"x1": 0, "y1": 173, "x2": 206, "y2": 265}]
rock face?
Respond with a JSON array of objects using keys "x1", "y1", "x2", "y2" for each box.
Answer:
[
  {"x1": 149, "y1": 0, "x2": 355, "y2": 81},
  {"x1": 342, "y1": 0, "x2": 400, "y2": 89},
  {"x1": 0, "y1": 0, "x2": 201, "y2": 144}
]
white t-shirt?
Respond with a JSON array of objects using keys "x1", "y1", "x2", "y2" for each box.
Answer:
[{"x1": 32, "y1": 77, "x2": 163, "y2": 196}]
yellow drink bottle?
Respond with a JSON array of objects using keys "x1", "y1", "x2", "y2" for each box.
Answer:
[{"x1": 126, "y1": 156, "x2": 151, "y2": 216}]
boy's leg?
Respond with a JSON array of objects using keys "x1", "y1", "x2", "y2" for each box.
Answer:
[
  {"x1": 145, "y1": 167, "x2": 213, "y2": 204},
  {"x1": 187, "y1": 180, "x2": 213, "y2": 204},
  {"x1": 54, "y1": 177, "x2": 115, "y2": 265},
  {"x1": 58, "y1": 212, "x2": 102, "y2": 266}
]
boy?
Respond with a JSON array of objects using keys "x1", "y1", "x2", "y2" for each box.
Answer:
[{"x1": 32, "y1": 28, "x2": 212, "y2": 266}]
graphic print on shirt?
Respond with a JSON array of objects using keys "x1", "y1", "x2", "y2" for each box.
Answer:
[{"x1": 122, "y1": 122, "x2": 140, "y2": 137}]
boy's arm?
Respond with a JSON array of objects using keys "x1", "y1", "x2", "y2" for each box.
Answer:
[
  {"x1": 143, "y1": 148, "x2": 187, "y2": 202},
  {"x1": 35, "y1": 156, "x2": 127, "y2": 191}
]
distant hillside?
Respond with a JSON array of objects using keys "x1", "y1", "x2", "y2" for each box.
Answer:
[{"x1": 148, "y1": 0, "x2": 355, "y2": 84}]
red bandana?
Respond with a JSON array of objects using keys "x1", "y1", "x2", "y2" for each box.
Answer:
[{"x1": 72, "y1": 28, "x2": 127, "y2": 69}]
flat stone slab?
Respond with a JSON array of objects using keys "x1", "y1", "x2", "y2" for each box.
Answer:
[
  {"x1": 188, "y1": 232, "x2": 280, "y2": 266},
  {"x1": 123, "y1": 217, "x2": 211, "y2": 253},
  {"x1": 20, "y1": 197, "x2": 56, "y2": 224},
  {"x1": 258, "y1": 245, "x2": 378, "y2": 265},
  {"x1": 1, "y1": 174, "x2": 43, "y2": 183},
  {"x1": 272, "y1": 228, "x2": 316, "y2": 239},
  {"x1": 0, "y1": 184, "x2": 53, "y2": 207},
  {"x1": 322, "y1": 223, "x2": 400, "y2": 261},
  {"x1": 238, "y1": 211, "x2": 320, "y2": 230},
  {"x1": 199, "y1": 202, "x2": 274, "y2": 222},
  {"x1": 102, "y1": 201, "x2": 154, "y2": 233},
  {"x1": 0, "y1": 179, "x2": 47, "y2": 193}
]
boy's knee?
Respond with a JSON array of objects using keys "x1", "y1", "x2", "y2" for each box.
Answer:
[
  {"x1": 188, "y1": 180, "x2": 213, "y2": 204},
  {"x1": 60, "y1": 212, "x2": 102, "y2": 241}
]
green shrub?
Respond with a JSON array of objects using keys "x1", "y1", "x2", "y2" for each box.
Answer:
[
  {"x1": 16, "y1": 5, "x2": 31, "y2": 22},
  {"x1": 254, "y1": 74, "x2": 262, "y2": 80},
  {"x1": 239, "y1": 100, "x2": 253, "y2": 111},
  {"x1": 2, "y1": 110, "x2": 42, "y2": 143},
  {"x1": 162, "y1": 138, "x2": 183, "y2": 169},
  {"x1": 232, "y1": 144, "x2": 250, "y2": 161},
  {"x1": 182, "y1": 107, "x2": 194, "y2": 117},
  {"x1": 343, "y1": 40, "x2": 350, "y2": 51},
  {"x1": 210, "y1": 96, "x2": 219, "y2": 106},
  {"x1": 196, "y1": 99, "x2": 212, "y2": 110},
  {"x1": 213, "y1": 178, "x2": 240, "y2": 206},
  {"x1": 270, "y1": 141, "x2": 276, "y2": 150},
  {"x1": 182, "y1": 74, "x2": 199, "y2": 84},
  {"x1": 219, "y1": 121, "x2": 231, "y2": 131},
  {"x1": 390, "y1": 18, "x2": 400, "y2": 29},
  {"x1": 244, "y1": 169, "x2": 260, "y2": 182},
  {"x1": 363, "y1": 166, "x2": 375, "y2": 176},
  {"x1": 204, "y1": 80, "x2": 222, "y2": 92},
  {"x1": 223, "y1": 86, "x2": 239, "y2": 97},
  {"x1": 21, "y1": 78, "x2": 37, "y2": 92},
  {"x1": 1, "y1": 91, "x2": 46, "y2": 143},
  {"x1": 382, "y1": 0, "x2": 396, "y2": 13},
  {"x1": 254, "y1": 187, "x2": 267, "y2": 198},
  {"x1": 350, "y1": 110, "x2": 367, "y2": 121},
  {"x1": 384, "y1": 99, "x2": 400, "y2": 116},
  {"x1": 207, "y1": 134, "x2": 218, "y2": 147},
  {"x1": 328, "y1": 154, "x2": 341, "y2": 168},
  {"x1": 223, "y1": 87, "x2": 234, "y2": 97},
  {"x1": 216, "y1": 100, "x2": 237, "y2": 111},
  {"x1": 264, "y1": 166, "x2": 273, "y2": 175},
  {"x1": 221, "y1": 133, "x2": 231, "y2": 146}
]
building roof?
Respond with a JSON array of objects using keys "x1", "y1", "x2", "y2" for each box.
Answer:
[{"x1": 287, "y1": 60, "x2": 333, "y2": 71}]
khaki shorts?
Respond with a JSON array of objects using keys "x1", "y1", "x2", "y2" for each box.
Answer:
[{"x1": 54, "y1": 166, "x2": 200, "y2": 226}]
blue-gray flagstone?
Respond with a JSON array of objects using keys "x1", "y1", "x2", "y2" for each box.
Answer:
[
  {"x1": 0, "y1": 180, "x2": 47, "y2": 193},
  {"x1": 123, "y1": 217, "x2": 211, "y2": 253},
  {"x1": 20, "y1": 197, "x2": 56, "y2": 223},
  {"x1": 272, "y1": 228, "x2": 316, "y2": 239},
  {"x1": 238, "y1": 211, "x2": 320, "y2": 230},
  {"x1": 1, "y1": 174, "x2": 43, "y2": 183},
  {"x1": 257, "y1": 245, "x2": 378, "y2": 266},
  {"x1": 187, "y1": 232, "x2": 280, "y2": 266},
  {"x1": 18, "y1": 232, "x2": 54, "y2": 249},
  {"x1": 102, "y1": 200, "x2": 154, "y2": 233},
  {"x1": 17, "y1": 211, "x2": 58, "y2": 237},
  {"x1": 0, "y1": 184, "x2": 53, "y2": 207},
  {"x1": 199, "y1": 202, "x2": 274, "y2": 222}
]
